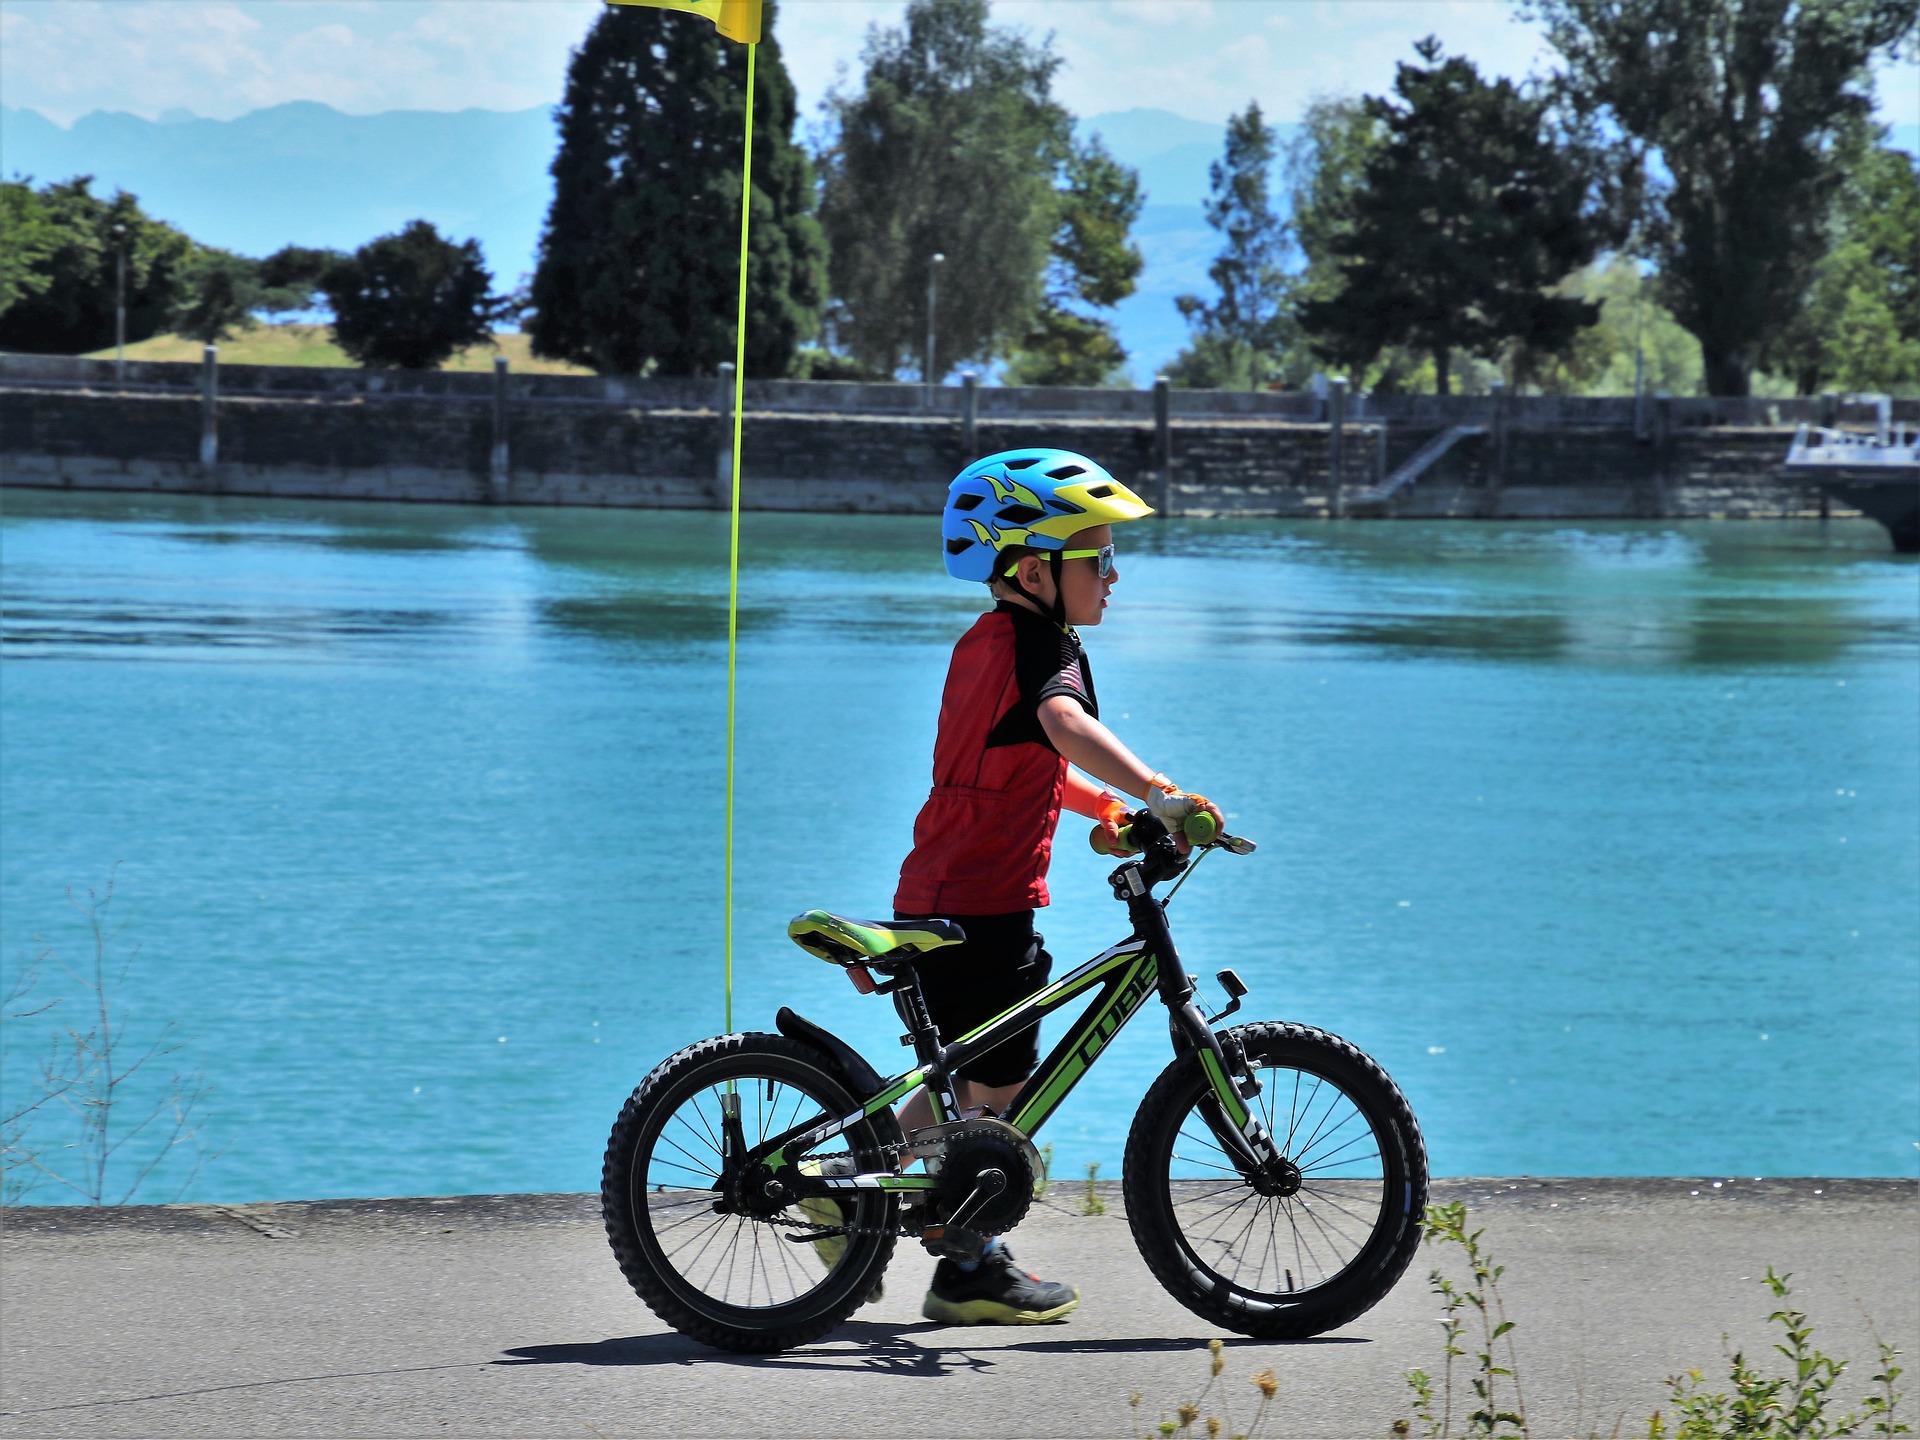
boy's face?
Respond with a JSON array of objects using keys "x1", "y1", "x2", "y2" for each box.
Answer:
[
  {"x1": 1058, "y1": 524, "x2": 1116, "y2": 627},
  {"x1": 1005, "y1": 524, "x2": 1117, "y2": 626}
]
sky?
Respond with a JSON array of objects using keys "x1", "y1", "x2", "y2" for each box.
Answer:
[{"x1": 6, "y1": 0, "x2": 1912, "y2": 133}]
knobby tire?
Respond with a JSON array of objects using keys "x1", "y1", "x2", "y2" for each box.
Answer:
[
  {"x1": 1122, "y1": 1021, "x2": 1427, "y2": 1339},
  {"x1": 602, "y1": 1032, "x2": 902, "y2": 1353}
]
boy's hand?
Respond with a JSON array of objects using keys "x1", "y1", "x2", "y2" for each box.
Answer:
[
  {"x1": 1088, "y1": 792, "x2": 1139, "y2": 856},
  {"x1": 1145, "y1": 778, "x2": 1225, "y2": 854}
]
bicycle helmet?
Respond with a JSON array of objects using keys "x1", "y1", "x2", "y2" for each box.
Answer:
[{"x1": 941, "y1": 449, "x2": 1153, "y2": 584}]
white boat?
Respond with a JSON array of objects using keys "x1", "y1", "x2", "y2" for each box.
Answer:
[{"x1": 1784, "y1": 406, "x2": 1919, "y2": 552}]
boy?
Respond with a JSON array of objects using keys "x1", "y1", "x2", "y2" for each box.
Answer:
[{"x1": 896, "y1": 448, "x2": 1224, "y2": 1326}]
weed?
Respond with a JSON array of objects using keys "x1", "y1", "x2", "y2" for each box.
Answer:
[
  {"x1": 1083, "y1": 1160, "x2": 1108, "y2": 1216},
  {"x1": 0, "y1": 876, "x2": 215, "y2": 1205},
  {"x1": 1128, "y1": 1338, "x2": 1279, "y2": 1439},
  {"x1": 1646, "y1": 1269, "x2": 1908, "y2": 1439},
  {"x1": 1393, "y1": 1201, "x2": 1528, "y2": 1438}
]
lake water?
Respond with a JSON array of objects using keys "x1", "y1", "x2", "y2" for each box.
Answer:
[{"x1": 2, "y1": 488, "x2": 1915, "y2": 1205}]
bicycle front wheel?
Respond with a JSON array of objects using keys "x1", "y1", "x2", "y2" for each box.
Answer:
[
  {"x1": 602, "y1": 1032, "x2": 901, "y2": 1353},
  {"x1": 1123, "y1": 1021, "x2": 1427, "y2": 1339}
]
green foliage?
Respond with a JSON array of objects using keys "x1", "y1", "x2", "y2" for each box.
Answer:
[
  {"x1": 258, "y1": 245, "x2": 346, "y2": 321},
  {"x1": 1006, "y1": 135, "x2": 1144, "y2": 386},
  {"x1": 0, "y1": 177, "x2": 195, "y2": 355},
  {"x1": 1762, "y1": 140, "x2": 1920, "y2": 394},
  {"x1": 788, "y1": 346, "x2": 884, "y2": 381},
  {"x1": 170, "y1": 249, "x2": 261, "y2": 345},
  {"x1": 322, "y1": 220, "x2": 499, "y2": 371},
  {"x1": 0, "y1": 182, "x2": 63, "y2": 318},
  {"x1": 530, "y1": 0, "x2": 824, "y2": 378},
  {"x1": 1298, "y1": 39, "x2": 1604, "y2": 396},
  {"x1": 1532, "y1": 0, "x2": 1918, "y2": 395},
  {"x1": 1393, "y1": 1201, "x2": 1529, "y2": 1438},
  {"x1": 1647, "y1": 1269, "x2": 1909, "y2": 1439},
  {"x1": 818, "y1": 0, "x2": 1065, "y2": 378},
  {"x1": 1173, "y1": 102, "x2": 1293, "y2": 390},
  {"x1": 1513, "y1": 257, "x2": 1705, "y2": 395},
  {"x1": 1127, "y1": 1339, "x2": 1280, "y2": 1440},
  {"x1": 1079, "y1": 1160, "x2": 1107, "y2": 1215},
  {"x1": 1275, "y1": 95, "x2": 1396, "y2": 389}
]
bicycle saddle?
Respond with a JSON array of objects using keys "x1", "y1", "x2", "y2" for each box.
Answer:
[{"x1": 786, "y1": 911, "x2": 966, "y2": 970}]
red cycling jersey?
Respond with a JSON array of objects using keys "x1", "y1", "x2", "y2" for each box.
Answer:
[{"x1": 894, "y1": 602, "x2": 1098, "y2": 916}]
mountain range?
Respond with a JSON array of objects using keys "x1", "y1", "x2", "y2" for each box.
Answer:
[{"x1": 0, "y1": 101, "x2": 1259, "y2": 377}]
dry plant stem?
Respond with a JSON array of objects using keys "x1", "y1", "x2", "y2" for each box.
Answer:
[
  {"x1": 10, "y1": 875, "x2": 213, "y2": 1205},
  {"x1": 0, "y1": 950, "x2": 67, "y2": 1202}
]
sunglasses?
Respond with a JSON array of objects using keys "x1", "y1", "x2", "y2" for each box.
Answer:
[
  {"x1": 1004, "y1": 544, "x2": 1116, "y2": 580},
  {"x1": 1059, "y1": 544, "x2": 1116, "y2": 578}
]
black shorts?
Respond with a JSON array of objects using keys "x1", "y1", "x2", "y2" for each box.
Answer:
[{"x1": 893, "y1": 909, "x2": 1053, "y2": 1089}]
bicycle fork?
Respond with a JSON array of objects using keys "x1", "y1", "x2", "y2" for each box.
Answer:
[{"x1": 1120, "y1": 865, "x2": 1297, "y2": 1191}]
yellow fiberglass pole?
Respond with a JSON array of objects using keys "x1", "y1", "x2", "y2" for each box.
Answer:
[{"x1": 723, "y1": 40, "x2": 755, "y2": 1033}]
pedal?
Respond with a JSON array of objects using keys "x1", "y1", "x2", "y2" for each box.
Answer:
[{"x1": 920, "y1": 1222, "x2": 988, "y2": 1263}]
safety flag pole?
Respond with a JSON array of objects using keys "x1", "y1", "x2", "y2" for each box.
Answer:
[{"x1": 605, "y1": 0, "x2": 761, "y2": 1032}]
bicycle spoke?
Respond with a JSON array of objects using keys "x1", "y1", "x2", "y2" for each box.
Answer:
[{"x1": 1162, "y1": 1060, "x2": 1391, "y2": 1302}]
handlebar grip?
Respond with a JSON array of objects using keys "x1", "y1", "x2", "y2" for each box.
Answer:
[{"x1": 1091, "y1": 810, "x2": 1216, "y2": 854}]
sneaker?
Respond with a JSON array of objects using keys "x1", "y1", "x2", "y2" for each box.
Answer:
[
  {"x1": 797, "y1": 1156, "x2": 884, "y2": 1305},
  {"x1": 921, "y1": 1242, "x2": 1079, "y2": 1325}
]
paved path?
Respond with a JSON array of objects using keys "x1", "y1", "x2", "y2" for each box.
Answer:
[{"x1": 3, "y1": 1179, "x2": 1914, "y2": 1439}]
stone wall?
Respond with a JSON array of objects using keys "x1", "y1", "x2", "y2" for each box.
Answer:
[{"x1": 0, "y1": 380, "x2": 1837, "y2": 520}]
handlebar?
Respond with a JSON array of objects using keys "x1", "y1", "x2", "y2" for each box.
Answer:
[{"x1": 1090, "y1": 808, "x2": 1257, "y2": 858}]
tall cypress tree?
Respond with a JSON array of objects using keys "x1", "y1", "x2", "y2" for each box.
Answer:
[
  {"x1": 1173, "y1": 103, "x2": 1294, "y2": 390},
  {"x1": 529, "y1": 0, "x2": 824, "y2": 377}
]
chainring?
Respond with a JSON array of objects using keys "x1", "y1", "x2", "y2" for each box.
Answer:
[{"x1": 931, "y1": 1119, "x2": 1037, "y2": 1235}]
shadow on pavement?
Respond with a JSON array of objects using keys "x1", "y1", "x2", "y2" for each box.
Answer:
[{"x1": 497, "y1": 1325, "x2": 1369, "y2": 1375}]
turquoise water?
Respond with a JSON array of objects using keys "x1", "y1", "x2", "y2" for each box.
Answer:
[{"x1": 2, "y1": 488, "x2": 1915, "y2": 1204}]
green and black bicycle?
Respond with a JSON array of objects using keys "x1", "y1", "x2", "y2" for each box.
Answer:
[{"x1": 601, "y1": 811, "x2": 1429, "y2": 1353}]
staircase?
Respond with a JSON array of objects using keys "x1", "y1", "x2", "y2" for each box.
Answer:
[{"x1": 1348, "y1": 425, "x2": 1484, "y2": 517}]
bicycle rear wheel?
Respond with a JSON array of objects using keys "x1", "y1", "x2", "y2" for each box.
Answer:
[
  {"x1": 602, "y1": 1032, "x2": 901, "y2": 1353},
  {"x1": 1123, "y1": 1021, "x2": 1427, "y2": 1339}
]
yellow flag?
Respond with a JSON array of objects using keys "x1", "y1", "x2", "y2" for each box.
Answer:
[{"x1": 604, "y1": 0, "x2": 761, "y2": 44}]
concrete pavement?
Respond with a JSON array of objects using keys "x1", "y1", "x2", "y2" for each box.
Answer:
[{"x1": 3, "y1": 1179, "x2": 1915, "y2": 1439}]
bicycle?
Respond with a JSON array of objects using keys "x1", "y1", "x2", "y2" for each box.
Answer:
[{"x1": 601, "y1": 810, "x2": 1429, "y2": 1353}]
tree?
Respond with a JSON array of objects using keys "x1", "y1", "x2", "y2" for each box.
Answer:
[
  {"x1": 322, "y1": 220, "x2": 499, "y2": 371},
  {"x1": 170, "y1": 249, "x2": 261, "y2": 345},
  {"x1": 0, "y1": 182, "x2": 62, "y2": 319},
  {"x1": 818, "y1": 0, "x2": 1066, "y2": 378},
  {"x1": 258, "y1": 245, "x2": 346, "y2": 321},
  {"x1": 529, "y1": 0, "x2": 823, "y2": 378},
  {"x1": 0, "y1": 178, "x2": 194, "y2": 355},
  {"x1": 1511, "y1": 256, "x2": 1706, "y2": 394},
  {"x1": 1762, "y1": 138, "x2": 1920, "y2": 393},
  {"x1": 1297, "y1": 40, "x2": 1606, "y2": 396},
  {"x1": 1531, "y1": 0, "x2": 1918, "y2": 396},
  {"x1": 1005, "y1": 135, "x2": 1144, "y2": 386},
  {"x1": 1171, "y1": 102, "x2": 1293, "y2": 390}
]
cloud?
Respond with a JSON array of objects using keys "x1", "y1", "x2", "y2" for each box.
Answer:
[
  {"x1": 0, "y1": 0, "x2": 598, "y2": 122},
  {"x1": 1, "y1": 0, "x2": 1910, "y2": 131}
]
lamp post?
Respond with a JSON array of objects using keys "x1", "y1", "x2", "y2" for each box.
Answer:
[
  {"x1": 925, "y1": 251, "x2": 945, "y2": 405},
  {"x1": 113, "y1": 221, "x2": 128, "y2": 382}
]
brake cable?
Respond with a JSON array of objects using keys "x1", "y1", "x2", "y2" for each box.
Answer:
[{"x1": 1160, "y1": 843, "x2": 1213, "y2": 906}]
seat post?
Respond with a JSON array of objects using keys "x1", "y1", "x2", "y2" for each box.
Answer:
[{"x1": 891, "y1": 968, "x2": 959, "y2": 1117}]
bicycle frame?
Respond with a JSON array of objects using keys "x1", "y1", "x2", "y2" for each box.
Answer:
[{"x1": 747, "y1": 836, "x2": 1286, "y2": 1202}]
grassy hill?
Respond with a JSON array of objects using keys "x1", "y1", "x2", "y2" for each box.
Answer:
[{"x1": 83, "y1": 325, "x2": 593, "y2": 375}]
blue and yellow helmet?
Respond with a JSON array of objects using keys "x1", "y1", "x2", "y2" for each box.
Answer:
[{"x1": 941, "y1": 449, "x2": 1153, "y2": 583}]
